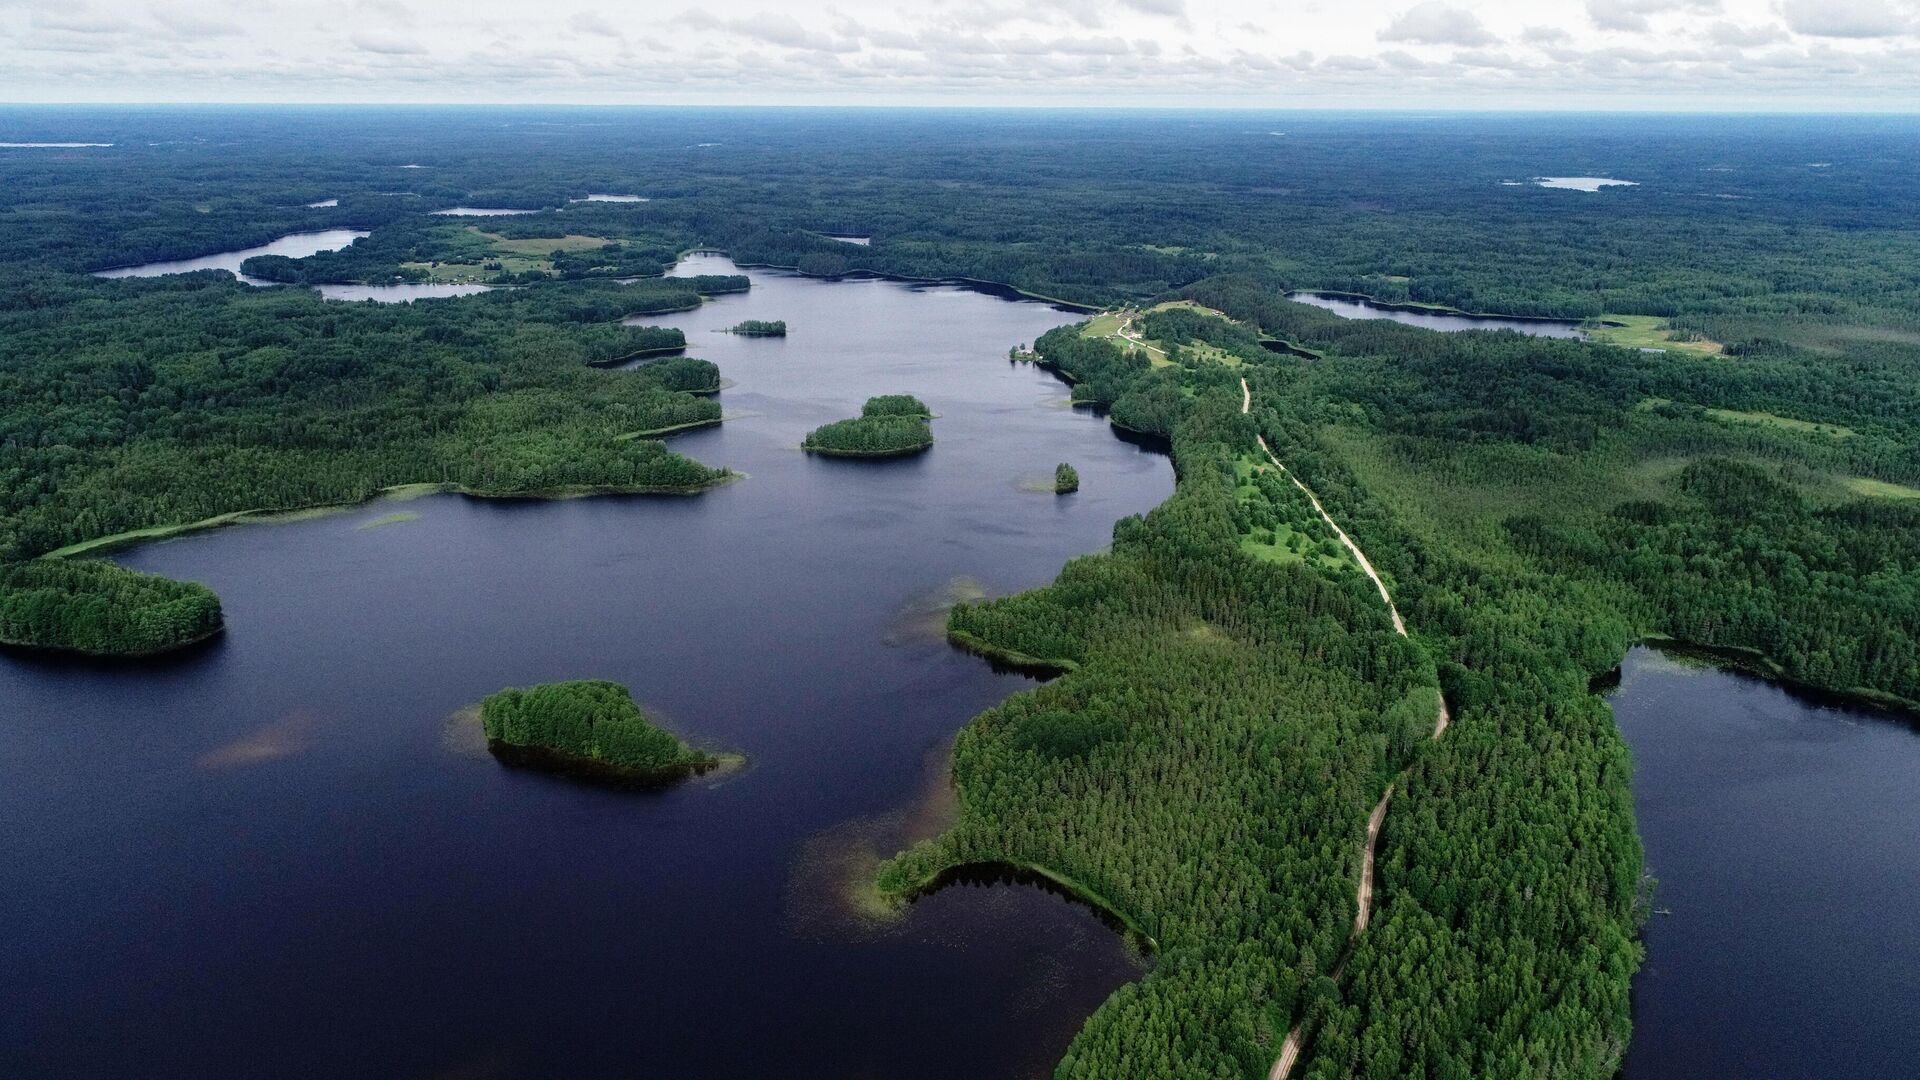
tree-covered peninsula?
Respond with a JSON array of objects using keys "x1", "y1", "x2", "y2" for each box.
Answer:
[
  {"x1": 802, "y1": 395, "x2": 934, "y2": 457},
  {"x1": 479, "y1": 679, "x2": 728, "y2": 783},
  {"x1": 0, "y1": 560, "x2": 222, "y2": 656}
]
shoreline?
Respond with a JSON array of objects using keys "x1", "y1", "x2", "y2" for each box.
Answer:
[
  {"x1": 36, "y1": 474, "x2": 739, "y2": 561},
  {"x1": 1288, "y1": 288, "x2": 1614, "y2": 328},
  {"x1": 679, "y1": 247, "x2": 1101, "y2": 313}
]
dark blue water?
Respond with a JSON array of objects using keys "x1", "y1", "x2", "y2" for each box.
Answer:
[
  {"x1": 0, "y1": 256, "x2": 1167, "y2": 1080},
  {"x1": 1611, "y1": 646, "x2": 1920, "y2": 1079}
]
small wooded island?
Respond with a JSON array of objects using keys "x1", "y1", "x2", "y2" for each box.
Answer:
[
  {"x1": 1055, "y1": 462, "x2": 1080, "y2": 493},
  {"x1": 0, "y1": 560, "x2": 223, "y2": 656},
  {"x1": 729, "y1": 319, "x2": 787, "y2": 337},
  {"x1": 479, "y1": 679, "x2": 731, "y2": 785},
  {"x1": 802, "y1": 394, "x2": 934, "y2": 457}
]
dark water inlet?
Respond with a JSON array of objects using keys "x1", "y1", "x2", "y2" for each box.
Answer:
[
  {"x1": 1288, "y1": 290, "x2": 1588, "y2": 338},
  {"x1": 1610, "y1": 645, "x2": 1920, "y2": 1079},
  {"x1": 0, "y1": 254, "x2": 1168, "y2": 1079}
]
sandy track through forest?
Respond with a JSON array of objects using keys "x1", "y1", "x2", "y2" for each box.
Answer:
[{"x1": 1241, "y1": 377, "x2": 1452, "y2": 1079}]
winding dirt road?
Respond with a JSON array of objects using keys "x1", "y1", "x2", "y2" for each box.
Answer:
[{"x1": 1241, "y1": 377, "x2": 1452, "y2": 1078}]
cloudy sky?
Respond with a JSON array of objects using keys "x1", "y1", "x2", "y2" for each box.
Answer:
[{"x1": 3, "y1": 0, "x2": 1918, "y2": 107}]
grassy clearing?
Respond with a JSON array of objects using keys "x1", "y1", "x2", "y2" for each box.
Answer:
[
  {"x1": 1844, "y1": 476, "x2": 1920, "y2": 499},
  {"x1": 1637, "y1": 397, "x2": 1856, "y2": 439},
  {"x1": 1585, "y1": 314, "x2": 1724, "y2": 355},
  {"x1": 477, "y1": 231, "x2": 610, "y2": 256},
  {"x1": 1231, "y1": 456, "x2": 1354, "y2": 574},
  {"x1": 1080, "y1": 301, "x2": 1244, "y2": 369}
]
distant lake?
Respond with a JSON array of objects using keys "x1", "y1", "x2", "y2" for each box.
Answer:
[
  {"x1": 1533, "y1": 176, "x2": 1638, "y2": 192},
  {"x1": 573, "y1": 193, "x2": 648, "y2": 203},
  {"x1": 825, "y1": 235, "x2": 873, "y2": 246},
  {"x1": 315, "y1": 282, "x2": 495, "y2": 303},
  {"x1": 1611, "y1": 646, "x2": 1920, "y2": 1079},
  {"x1": 1289, "y1": 292, "x2": 1586, "y2": 338},
  {"x1": 431, "y1": 207, "x2": 539, "y2": 217},
  {"x1": 0, "y1": 142, "x2": 112, "y2": 148},
  {"x1": 93, "y1": 229, "x2": 370, "y2": 284},
  {"x1": 2, "y1": 253, "x2": 1168, "y2": 1079},
  {"x1": 305, "y1": 198, "x2": 339, "y2": 208}
]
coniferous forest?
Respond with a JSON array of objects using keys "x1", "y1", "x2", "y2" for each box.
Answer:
[{"x1": 2, "y1": 108, "x2": 1917, "y2": 1077}]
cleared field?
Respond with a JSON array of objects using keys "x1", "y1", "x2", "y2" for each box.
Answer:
[
  {"x1": 1586, "y1": 314, "x2": 1724, "y2": 355},
  {"x1": 1844, "y1": 476, "x2": 1920, "y2": 499}
]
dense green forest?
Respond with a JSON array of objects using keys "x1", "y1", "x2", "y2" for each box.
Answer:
[
  {"x1": 0, "y1": 559, "x2": 222, "y2": 655},
  {"x1": 802, "y1": 395, "x2": 935, "y2": 456},
  {"x1": 1, "y1": 107, "x2": 1916, "y2": 1076},
  {"x1": 480, "y1": 679, "x2": 722, "y2": 781}
]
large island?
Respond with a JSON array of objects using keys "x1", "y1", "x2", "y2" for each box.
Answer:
[{"x1": 803, "y1": 394, "x2": 935, "y2": 457}]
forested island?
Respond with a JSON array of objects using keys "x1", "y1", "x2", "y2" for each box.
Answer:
[
  {"x1": 479, "y1": 679, "x2": 730, "y2": 784},
  {"x1": 0, "y1": 560, "x2": 223, "y2": 656},
  {"x1": 1054, "y1": 462, "x2": 1079, "y2": 494},
  {"x1": 802, "y1": 395, "x2": 935, "y2": 457},
  {"x1": 729, "y1": 319, "x2": 786, "y2": 336}
]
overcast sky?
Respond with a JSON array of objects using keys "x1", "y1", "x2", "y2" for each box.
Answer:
[{"x1": 2, "y1": 0, "x2": 1918, "y2": 108}]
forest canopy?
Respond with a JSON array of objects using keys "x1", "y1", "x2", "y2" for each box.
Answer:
[
  {"x1": 0, "y1": 559, "x2": 222, "y2": 656},
  {"x1": 479, "y1": 679, "x2": 724, "y2": 782}
]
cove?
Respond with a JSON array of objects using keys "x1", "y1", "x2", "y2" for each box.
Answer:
[
  {"x1": 1289, "y1": 291, "x2": 1587, "y2": 338},
  {"x1": 94, "y1": 229, "x2": 370, "y2": 284},
  {"x1": 1608, "y1": 645, "x2": 1920, "y2": 1079},
  {"x1": 0, "y1": 254, "x2": 1170, "y2": 1079}
]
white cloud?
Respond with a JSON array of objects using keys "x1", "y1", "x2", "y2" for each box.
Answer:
[
  {"x1": 1780, "y1": 0, "x2": 1913, "y2": 38},
  {"x1": 0, "y1": 0, "x2": 1914, "y2": 106},
  {"x1": 1380, "y1": 2, "x2": 1498, "y2": 45},
  {"x1": 569, "y1": 12, "x2": 622, "y2": 38},
  {"x1": 1586, "y1": 0, "x2": 1720, "y2": 33},
  {"x1": 350, "y1": 29, "x2": 427, "y2": 55}
]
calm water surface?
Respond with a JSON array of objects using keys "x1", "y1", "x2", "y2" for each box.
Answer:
[
  {"x1": 315, "y1": 281, "x2": 495, "y2": 303},
  {"x1": 432, "y1": 206, "x2": 538, "y2": 216},
  {"x1": 1, "y1": 255, "x2": 1167, "y2": 1079},
  {"x1": 1611, "y1": 646, "x2": 1920, "y2": 1079},
  {"x1": 1289, "y1": 291, "x2": 1587, "y2": 338},
  {"x1": 94, "y1": 229, "x2": 369, "y2": 284}
]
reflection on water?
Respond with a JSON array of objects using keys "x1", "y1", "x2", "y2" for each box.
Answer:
[
  {"x1": 1611, "y1": 645, "x2": 1920, "y2": 1079},
  {"x1": 316, "y1": 282, "x2": 495, "y2": 303},
  {"x1": 1, "y1": 253, "x2": 1170, "y2": 1080}
]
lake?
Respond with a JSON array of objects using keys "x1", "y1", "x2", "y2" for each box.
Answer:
[
  {"x1": 1288, "y1": 292, "x2": 1587, "y2": 338},
  {"x1": 573, "y1": 193, "x2": 648, "y2": 203},
  {"x1": 93, "y1": 229, "x2": 370, "y2": 284},
  {"x1": 432, "y1": 207, "x2": 539, "y2": 216},
  {"x1": 315, "y1": 282, "x2": 495, "y2": 302},
  {"x1": 1534, "y1": 176, "x2": 1638, "y2": 192},
  {"x1": 0, "y1": 254, "x2": 1169, "y2": 1079},
  {"x1": 1610, "y1": 646, "x2": 1920, "y2": 1079}
]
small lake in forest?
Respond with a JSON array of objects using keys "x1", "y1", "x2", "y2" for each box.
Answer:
[
  {"x1": 93, "y1": 229, "x2": 370, "y2": 284},
  {"x1": 432, "y1": 206, "x2": 538, "y2": 216},
  {"x1": 1288, "y1": 292, "x2": 1588, "y2": 338},
  {"x1": 1533, "y1": 176, "x2": 1638, "y2": 192},
  {"x1": 573, "y1": 193, "x2": 648, "y2": 203},
  {"x1": 314, "y1": 281, "x2": 495, "y2": 302},
  {"x1": 1, "y1": 254, "x2": 1170, "y2": 1079},
  {"x1": 1609, "y1": 646, "x2": 1920, "y2": 1079}
]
